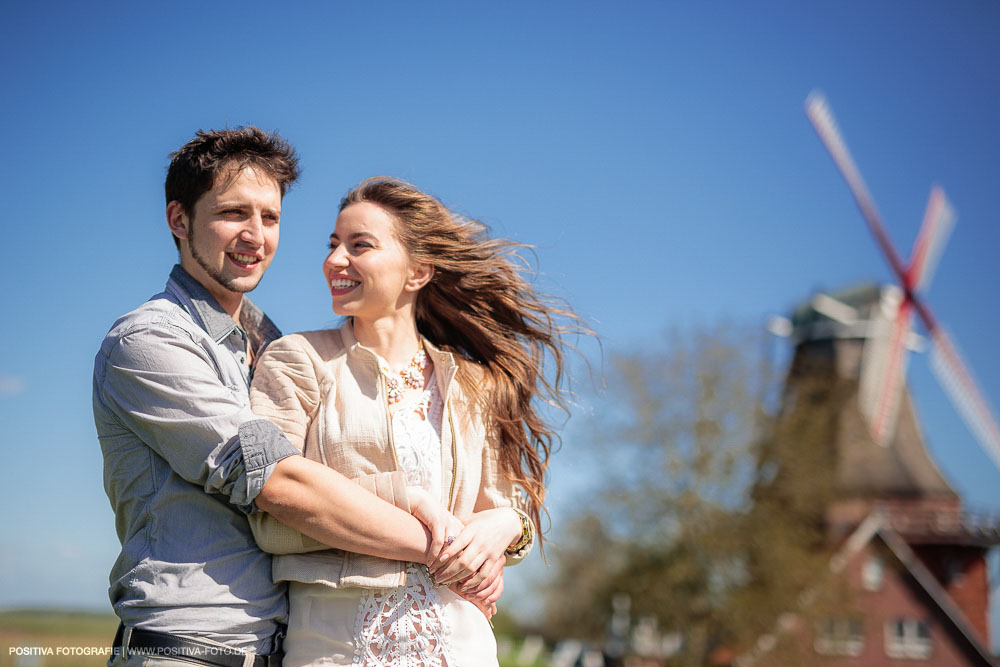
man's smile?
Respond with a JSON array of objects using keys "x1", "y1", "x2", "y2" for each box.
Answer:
[{"x1": 228, "y1": 252, "x2": 262, "y2": 268}]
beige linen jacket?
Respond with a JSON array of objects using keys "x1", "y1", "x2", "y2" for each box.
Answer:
[{"x1": 249, "y1": 322, "x2": 533, "y2": 590}]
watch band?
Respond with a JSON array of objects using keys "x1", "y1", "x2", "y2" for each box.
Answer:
[{"x1": 505, "y1": 507, "x2": 533, "y2": 555}]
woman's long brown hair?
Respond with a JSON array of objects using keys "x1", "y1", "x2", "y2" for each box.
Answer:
[{"x1": 340, "y1": 177, "x2": 587, "y2": 545}]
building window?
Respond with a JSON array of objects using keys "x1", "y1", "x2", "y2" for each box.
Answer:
[
  {"x1": 943, "y1": 556, "x2": 965, "y2": 587},
  {"x1": 885, "y1": 618, "x2": 932, "y2": 659},
  {"x1": 815, "y1": 618, "x2": 864, "y2": 657},
  {"x1": 862, "y1": 554, "x2": 884, "y2": 591}
]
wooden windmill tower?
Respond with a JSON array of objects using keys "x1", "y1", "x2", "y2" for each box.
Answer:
[{"x1": 742, "y1": 95, "x2": 1000, "y2": 666}]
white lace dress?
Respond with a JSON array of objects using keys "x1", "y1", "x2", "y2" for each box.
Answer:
[{"x1": 282, "y1": 369, "x2": 499, "y2": 667}]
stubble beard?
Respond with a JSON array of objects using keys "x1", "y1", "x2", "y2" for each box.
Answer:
[{"x1": 188, "y1": 225, "x2": 262, "y2": 295}]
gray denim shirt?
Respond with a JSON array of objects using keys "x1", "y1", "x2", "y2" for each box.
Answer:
[{"x1": 93, "y1": 265, "x2": 299, "y2": 653}]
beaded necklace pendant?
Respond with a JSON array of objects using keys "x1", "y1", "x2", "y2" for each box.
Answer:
[{"x1": 382, "y1": 349, "x2": 428, "y2": 404}]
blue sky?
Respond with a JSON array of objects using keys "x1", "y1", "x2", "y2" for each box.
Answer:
[{"x1": 1, "y1": 0, "x2": 998, "y2": 639}]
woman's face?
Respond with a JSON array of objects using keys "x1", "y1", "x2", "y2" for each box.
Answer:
[{"x1": 323, "y1": 202, "x2": 429, "y2": 321}]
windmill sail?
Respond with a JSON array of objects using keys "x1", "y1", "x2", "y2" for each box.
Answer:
[
  {"x1": 930, "y1": 329, "x2": 1000, "y2": 470},
  {"x1": 806, "y1": 91, "x2": 1000, "y2": 470},
  {"x1": 908, "y1": 187, "x2": 956, "y2": 292},
  {"x1": 858, "y1": 190, "x2": 954, "y2": 448},
  {"x1": 858, "y1": 289, "x2": 911, "y2": 447}
]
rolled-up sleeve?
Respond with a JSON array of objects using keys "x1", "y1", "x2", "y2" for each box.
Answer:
[
  {"x1": 239, "y1": 418, "x2": 300, "y2": 512},
  {"x1": 95, "y1": 322, "x2": 298, "y2": 513},
  {"x1": 475, "y1": 434, "x2": 535, "y2": 565}
]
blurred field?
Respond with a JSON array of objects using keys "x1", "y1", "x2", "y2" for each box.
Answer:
[
  {"x1": 0, "y1": 610, "x2": 117, "y2": 667},
  {"x1": 0, "y1": 609, "x2": 546, "y2": 666}
]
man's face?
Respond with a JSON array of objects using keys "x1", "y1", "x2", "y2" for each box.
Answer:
[{"x1": 171, "y1": 166, "x2": 281, "y2": 307}]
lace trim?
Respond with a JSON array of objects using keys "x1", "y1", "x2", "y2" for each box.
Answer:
[
  {"x1": 392, "y1": 375, "x2": 444, "y2": 497},
  {"x1": 352, "y1": 564, "x2": 454, "y2": 666}
]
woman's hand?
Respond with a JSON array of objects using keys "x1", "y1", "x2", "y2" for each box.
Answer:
[
  {"x1": 428, "y1": 508, "x2": 522, "y2": 586},
  {"x1": 452, "y1": 560, "x2": 504, "y2": 619},
  {"x1": 406, "y1": 487, "x2": 464, "y2": 565}
]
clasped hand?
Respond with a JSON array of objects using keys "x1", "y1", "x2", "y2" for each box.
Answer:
[{"x1": 407, "y1": 488, "x2": 520, "y2": 618}]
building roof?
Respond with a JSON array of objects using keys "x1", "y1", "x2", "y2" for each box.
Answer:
[
  {"x1": 735, "y1": 512, "x2": 997, "y2": 667},
  {"x1": 870, "y1": 517, "x2": 995, "y2": 665}
]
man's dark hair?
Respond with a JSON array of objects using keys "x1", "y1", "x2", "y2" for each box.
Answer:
[{"x1": 165, "y1": 126, "x2": 300, "y2": 248}]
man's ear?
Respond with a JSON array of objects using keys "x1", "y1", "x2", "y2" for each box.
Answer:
[
  {"x1": 405, "y1": 262, "x2": 435, "y2": 292},
  {"x1": 166, "y1": 201, "x2": 190, "y2": 242}
]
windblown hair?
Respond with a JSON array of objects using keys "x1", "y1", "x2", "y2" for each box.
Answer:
[
  {"x1": 165, "y1": 126, "x2": 300, "y2": 248},
  {"x1": 340, "y1": 177, "x2": 587, "y2": 545}
]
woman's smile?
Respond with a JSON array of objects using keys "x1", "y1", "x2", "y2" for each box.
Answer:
[{"x1": 328, "y1": 276, "x2": 360, "y2": 295}]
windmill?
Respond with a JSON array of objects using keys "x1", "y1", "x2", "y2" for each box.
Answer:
[
  {"x1": 804, "y1": 92, "x2": 1000, "y2": 471},
  {"x1": 735, "y1": 97, "x2": 1000, "y2": 665}
]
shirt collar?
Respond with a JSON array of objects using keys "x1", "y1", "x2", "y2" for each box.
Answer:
[{"x1": 168, "y1": 265, "x2": 281, "y2": 353}]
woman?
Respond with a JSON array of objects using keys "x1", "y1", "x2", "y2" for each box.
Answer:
[{"x1": 249, "y1": 178, "x2": 581, "y2": 666}]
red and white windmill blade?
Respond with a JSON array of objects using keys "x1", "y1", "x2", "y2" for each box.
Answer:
[{"x1": 805, "y1": 91, "x2": 1000, "y2": 470}]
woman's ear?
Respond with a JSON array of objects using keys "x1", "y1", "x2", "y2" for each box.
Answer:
[{"x1": 405, "y1": 262, "x2": 435, "y2": 292}]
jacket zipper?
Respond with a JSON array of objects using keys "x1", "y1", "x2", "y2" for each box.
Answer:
[
  {"x1": 377, "y1": 367, "x2": 407, "y2": 583},
  {"x1": 447, "y1": 400, "x2": 458, "y2": 511},
  {"x1": 378, "y1": 369, "x2": 401, "y2": 470},
  {"x1": 437, "y1": 349, "x2": 459, "y2": 512}
]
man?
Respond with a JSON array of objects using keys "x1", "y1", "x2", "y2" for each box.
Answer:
[{"x1": 93, "y1": 127, "x2": 440, "y2": 666}]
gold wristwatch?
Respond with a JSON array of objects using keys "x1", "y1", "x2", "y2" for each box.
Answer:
[{"x1": 505, "y1": 507, "x2": 533, "y2": 555}]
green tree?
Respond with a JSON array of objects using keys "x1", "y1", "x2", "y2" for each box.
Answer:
[{"x1": 541, "y1": 324, "x2": 841, "y2": 665}]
